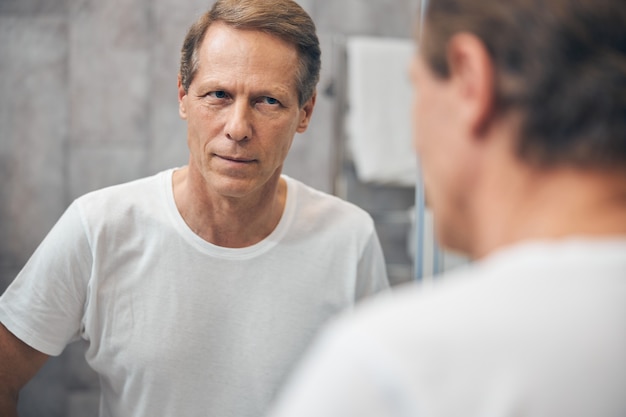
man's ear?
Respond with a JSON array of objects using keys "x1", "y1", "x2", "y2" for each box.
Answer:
[
  {"x1": 177, "y1": 75, "x2": 188, "y2": 120},
  {"x1": 296, "y1": 91, "x2": 317, "y2": 133},
  {"x1": 446, "y1": 33, "x2": 495, "y2": 138}
]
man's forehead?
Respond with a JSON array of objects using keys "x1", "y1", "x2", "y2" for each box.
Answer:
[
  {"x1": 202, "y1": 21, "x2": 297, "y2": 52},
  {"x1": 198, "y1": 23, "x2": 298, "y2": 64},
  {"x1": 191, "y1": 23, "x2": 300, "y2": 96}
]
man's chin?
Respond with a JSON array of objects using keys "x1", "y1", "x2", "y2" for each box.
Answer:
[{"x1": 209, "y1": 174, "x2": 275, "y2": 200}]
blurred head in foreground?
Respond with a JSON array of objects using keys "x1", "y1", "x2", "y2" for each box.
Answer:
[{"x1": 411, "y1": 0, "x2": 626, "y2": 258}]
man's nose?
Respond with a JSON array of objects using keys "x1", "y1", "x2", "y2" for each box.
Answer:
[{"x1": 225, "y1": 100, "x2": 252, "y2": 142}]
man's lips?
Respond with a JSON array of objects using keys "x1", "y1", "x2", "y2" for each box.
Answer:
[{"x1": 214, "y1": 154, "x2": 256, "y2": 163}]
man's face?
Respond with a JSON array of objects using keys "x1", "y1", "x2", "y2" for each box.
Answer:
[
  {"x1": 410, "y1": 51, "x2": 473, "y2": 253},
  {"x1": 178, "y1": 22, "x2": 314, "y2": 199}
]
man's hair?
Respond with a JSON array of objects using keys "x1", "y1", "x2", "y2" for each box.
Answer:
[
  {"x1": 180, "y1": 0, "x2": 321, "y2": 107},
  {"x1": 422, "y1": 0, "x2": 626, "y2": 170}
]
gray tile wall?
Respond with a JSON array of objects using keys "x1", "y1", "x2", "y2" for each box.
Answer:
[{"x1": 0, "y1": 1, "x2": 419, "y2": 415}]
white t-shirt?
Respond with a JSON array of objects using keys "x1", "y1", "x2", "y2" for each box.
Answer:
[
  {"x1": 0, "y1": 169, "x2": 389, "y2": 417},
  {"x1": 269, "y1": 238, "x2": 626, "y2": 417}
]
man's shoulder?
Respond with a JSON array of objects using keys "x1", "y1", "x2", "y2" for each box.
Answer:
[
  {"x1": 73, "y1": 170, "x2": 169, "y2": 223},
  {"x1": 77, "y1": 170, "x2": 165, "y2": 203},
  {"x1": 339, "y1": 237, "x2": 626, "y2": 350},
  {"x1": 285, "y1": 175, "x2": 374, "y2": 225}
]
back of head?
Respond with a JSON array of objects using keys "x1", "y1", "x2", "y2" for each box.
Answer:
[
  {"x1": 421, "y1": 0, "x2": 626, "y2": 172},
  {"x1": 180, "y1": 0, "x2": 321, "y2": 107}
]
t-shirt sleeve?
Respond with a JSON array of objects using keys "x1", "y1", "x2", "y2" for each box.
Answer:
[
  {"x1": 268, "y1": 316, "x2": 419, "y2": 417},
  {"x1": 0, "y1": 201, "x2": 92, "y2": 356},
  {"x1": 355, "y1": 226, "x2": 390, "y2": 300}
]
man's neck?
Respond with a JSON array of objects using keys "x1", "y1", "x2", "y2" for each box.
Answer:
[
  {"x1": 172, "y1": 166, "x2": 287, "y2": 248},
  {"x1": 472, "y1": 160, "x2": 626, "y2": 259}
]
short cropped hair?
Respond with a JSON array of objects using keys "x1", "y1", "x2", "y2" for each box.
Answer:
[
  {"x1": 422, "y1": 0, "x2": 626, "y2": 170},
  {"x1": 180, "y1": 0, "x2": 321, "y2": 107}
]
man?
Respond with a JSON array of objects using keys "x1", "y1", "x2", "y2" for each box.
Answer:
[
  {"x1": 0, "y1": 1, "x2": 389, "y2": 416},
  {"x1": 268, "y1": 0, "x2": 626, "y2": 416}
]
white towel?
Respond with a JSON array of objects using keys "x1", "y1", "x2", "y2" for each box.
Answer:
[{"x1": 346, "y1": 37, "x2": 417, "y2": 186}]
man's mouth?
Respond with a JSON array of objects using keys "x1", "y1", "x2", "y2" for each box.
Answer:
[{"x1": 215, "y1": 154, "x2": 256, "y2": 163}]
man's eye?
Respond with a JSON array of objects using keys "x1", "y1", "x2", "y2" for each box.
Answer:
[
  {"x1": 208, "y1": 91, "x2": 228, "y2": 99},
  {"x1": 261, "y1": 97, "x2": 279, "y2": 105}
]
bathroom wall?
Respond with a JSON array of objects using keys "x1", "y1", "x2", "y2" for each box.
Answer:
[{"x1": 0, "y1": 0, "x2": 418, "y2": 415}]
